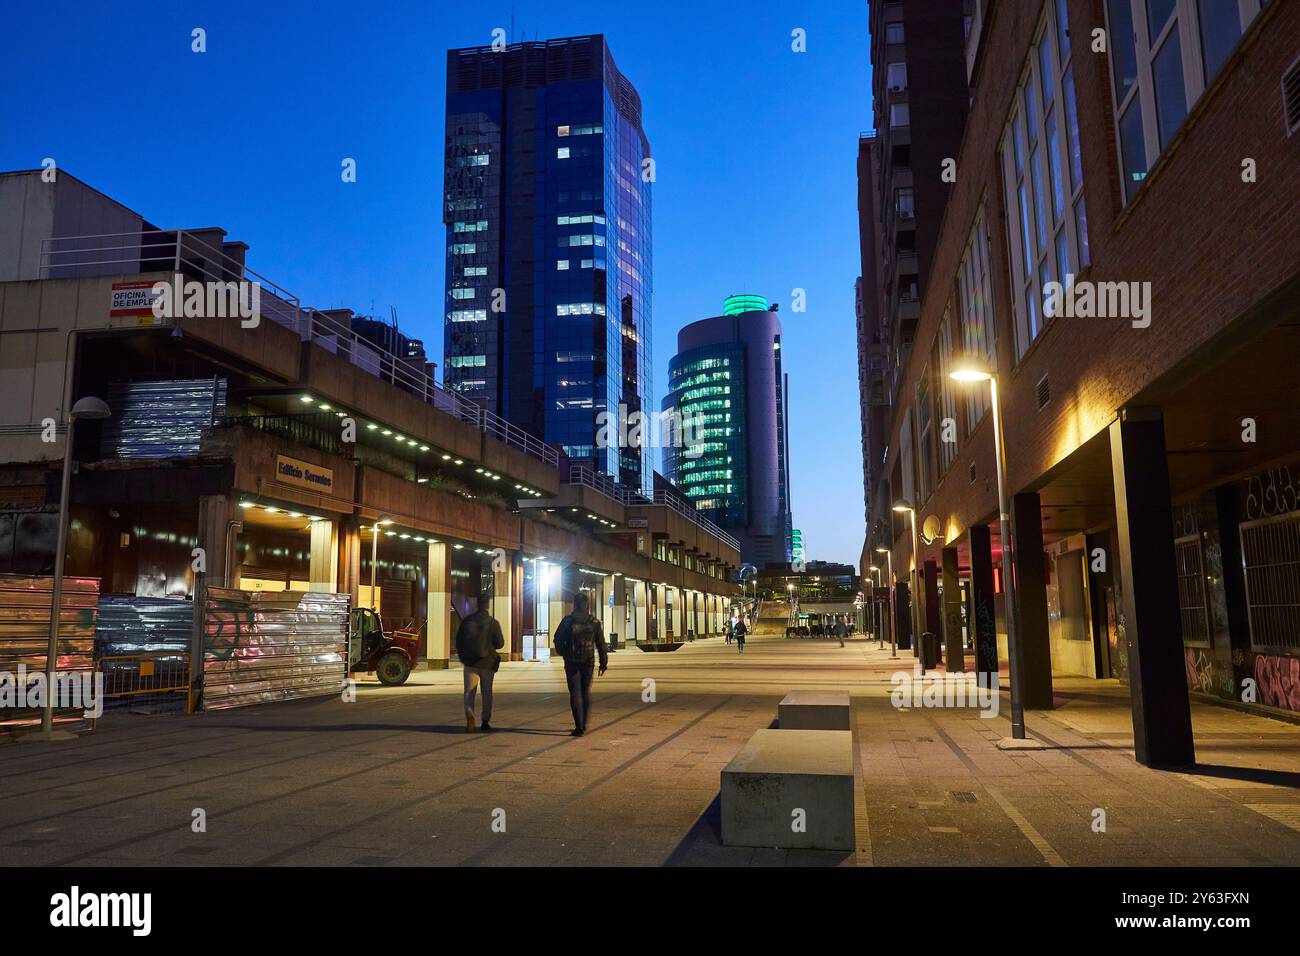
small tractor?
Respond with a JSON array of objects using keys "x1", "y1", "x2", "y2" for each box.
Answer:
[{"x1": 348, "y1": 606, "x2": 421, "y2": 686}]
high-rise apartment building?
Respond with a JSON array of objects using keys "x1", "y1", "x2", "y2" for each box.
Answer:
[
  {"x1": 442, "y1": 34, "x2": 653, "y2": 494},
  {"x1": 859, "y1": 0, "x2": 971, "y2": 597},
  {"x1": 662, "y1": 294, "x2": 793, "y2": 569}
]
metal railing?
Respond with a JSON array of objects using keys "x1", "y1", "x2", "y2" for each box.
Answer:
[
  {"x1": 39, "y1": 229, "x2": 560, "y2": 470},
  {"x1": 218, "y1": 412, "x2": 347, "y2": 456},
  {"x1": 650, "y1": 490, "x2": 740, "y2": 552},
  {"x1": 563, "y1": 465, "x2": 740, "y2": 552},
  {"x1": 567, "y1": 464, "x2": 643, "y2": 505}
]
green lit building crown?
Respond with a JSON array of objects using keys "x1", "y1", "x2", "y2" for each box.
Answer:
[{"x1": 722, "y1": 294, "x2": 770, "y2": 316}]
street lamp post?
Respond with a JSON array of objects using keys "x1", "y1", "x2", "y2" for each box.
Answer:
[
  {"x1": 868, "y1": 566, "x2": 882, "y2": 646},
  {"x1": 892, "y1": 501, "x2": 923, "y2": 671},
  {"x1": 875, "y1": 547, "x2": 897, "y2": 659},
  {"x1": 369, "y1": 515, "x2": 395, "y2": 611},
  {"x1": 36, "y1": 395, "x2": 111, "y2": 741},
  {"x1": 950, "y1": 358, "x2": 1026, "y2": 740}
]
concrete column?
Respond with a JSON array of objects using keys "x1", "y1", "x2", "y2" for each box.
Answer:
[
  {"x1": 1109, "y1": 408, "x2": 1195, "y2": 766},
  {"x1": 924, "y1": 558, "x2": 942, "y2": 663},
  {"x1": 969, "y1": 525, "x2": 999, "y2": 688},
  {"x1": 610, "y1": 574, "x2": 626, "y2": 647},
  {"x1": 338, "y1": 520, "x2": 361, "y2": 609},
  {"x1": 635, "y1": 580, "x2": 648, "y2": 642},
  {"x1": 653, "y1": 583, "x2": 665, "y2": 640},
  {"x1": 1011, "y1": 492, "x2": 1054, "y2": 709},
  {"x1": 942, "y1": 546, "x2": 964, "y2": 672},
  {"x1": 895, "y1": 581, "x2": 912, "y2": 651},
  {"x1": 547, "y1": 563, "x2": 567, "y2": 659},
  {"x1": 493, "y1": 554, "x2": 514, "y2": 661},
  {"x1": 427, "y1": 541, "x2": 451, "y2": 669},
  {"x1": 308, "y1": 517, "x2": 338, "y2": 592}
]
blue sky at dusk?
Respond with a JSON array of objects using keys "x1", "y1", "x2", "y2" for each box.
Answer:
[{"x1": 1, "y1": 0, "x2": 874, "y2": 566}]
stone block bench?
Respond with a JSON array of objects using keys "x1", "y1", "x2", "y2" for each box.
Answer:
[
  {"x1": 720, "y1": 728, "x2": 855, "y2": 850},
  {"x1": 777, "y1": 690, "x2": 851, "y2": 730}
]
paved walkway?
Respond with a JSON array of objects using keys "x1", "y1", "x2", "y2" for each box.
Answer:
[{"x1": 2, "y1": 635, "x2": 1299, "y2": 866}]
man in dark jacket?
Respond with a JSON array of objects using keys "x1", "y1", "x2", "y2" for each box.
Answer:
[
  {"x1": 553, "y1": 592, "x2": 608, "y2": 737},
  {"x1": 456, "y1": 592, "x2": 505, "y2": 733}
]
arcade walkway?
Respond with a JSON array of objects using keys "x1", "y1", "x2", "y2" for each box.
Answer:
[{"x1": 2, "y1": 634, "x2": 1299, "y2": 866}]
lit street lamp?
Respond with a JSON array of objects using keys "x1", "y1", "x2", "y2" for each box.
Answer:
[
  {"x1": 892, "y1": 500, "x2": 923, "y2": 670},
  {"x1": 868, "y1": 565, "x2": 882, "y2": 647},
  {"x1": 875, "y1": 546, "x2": 897, "y2": 659},
  {"x1": 950, "y1": 356, "x2": 1026, "y2": 740},
  {"x1": 35, "y1": 395, "x2": 111, "y2": 741},
  {"x1": 368, "y1": 515, "x2": 395, "y2": 611}
]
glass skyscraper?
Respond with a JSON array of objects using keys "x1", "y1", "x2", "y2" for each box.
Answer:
[
  {"x1": 442, "y1": 34, "x2": 653, "y2": 495},
  {"x1": 663, "y1": 294, "x2": 793, "y2": 568}
]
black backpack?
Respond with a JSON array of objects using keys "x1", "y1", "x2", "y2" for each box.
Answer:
[{"x1": 557, "y1": 613, "x2": 597, "y2": 658}]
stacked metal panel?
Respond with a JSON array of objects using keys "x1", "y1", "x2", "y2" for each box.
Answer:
[
  {"x1": 98, "y1": 378, "x2": 228, "y2": 459},
  {"x1": 0, "y1": 574, "x2": 99, "y2": 731},
  {"x1": 95, "y1": 595, "x2": 194, "y2": 656},
  {"x1": 200, "y1": 588, "x2": 349, "y2": 711}
]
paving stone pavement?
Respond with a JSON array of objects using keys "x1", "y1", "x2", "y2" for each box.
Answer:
[{"x1": 2, "y1": 634, "x2": 1299, "y2": 866}]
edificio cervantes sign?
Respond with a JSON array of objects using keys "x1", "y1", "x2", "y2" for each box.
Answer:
[{"x1": 275, "y1": 455, "x2": 334, "y2": 493}]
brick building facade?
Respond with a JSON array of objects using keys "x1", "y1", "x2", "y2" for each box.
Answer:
[{"x1": 862, "y1": 0, "x2": 1300, "y2": 763}]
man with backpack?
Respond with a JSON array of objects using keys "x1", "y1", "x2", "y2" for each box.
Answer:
[
  {"x1": 455, "y1": 592, "x2": 505, "y2": 733},
  {"x1": 553, "y1": 592, "x2": 608, "y2": 737}
]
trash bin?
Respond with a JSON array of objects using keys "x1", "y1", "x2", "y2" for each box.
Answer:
[
  {"x1": 921, "y1": 631, "x2": 940, "y2": 670},
  {"x1": 608, "y1": 632, "x2": 619, "y2": 652}
]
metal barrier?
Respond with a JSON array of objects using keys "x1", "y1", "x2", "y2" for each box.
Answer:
[
  {"x1": 0, "y1": 573, "x2": 99, "y2": 734},
  {"x1": 93, "y1": 653, "x2": 194, "y2": 724},
  {"x1": 200, "y1": 587, "x2": 349, "y2": 711}
]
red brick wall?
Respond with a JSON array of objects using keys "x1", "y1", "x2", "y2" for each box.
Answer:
[{"x1": 879, "y1": 0, "x2": 1300, "y2": 565}]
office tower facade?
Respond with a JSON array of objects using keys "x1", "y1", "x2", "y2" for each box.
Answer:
[
  {"x1": 662, "y1": 294, "x2": 793, "y2": 568},
  {"x1": 443, "y1": 34, "x2": 653, "y2": 494}
]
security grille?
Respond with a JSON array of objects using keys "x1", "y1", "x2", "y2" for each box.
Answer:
[
  {"x1": 1174, "y1": 535, "x2": 1210, "y2": 647},
  {"x1": 1240, "y1": 512, "x2": 1300, "y2": 653}
]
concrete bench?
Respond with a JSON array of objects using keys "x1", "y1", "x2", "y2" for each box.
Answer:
[
  {"x1": 778, "y1": 690, "x2": 851, "y2": 730},
  {"x1": 721, "y1": 729, "x2": 855, "y2": 851}
]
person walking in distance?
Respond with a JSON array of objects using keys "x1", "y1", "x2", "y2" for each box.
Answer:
[
  {"x1": 455, "y1": 592, "x2": 505, "y2": 733},
  {"x1": 553, "y1": 592, "x2": 608, "y2": 737},
  {"x1": 834, "y1": 616, "x2": 848, "y2": 648},
  {"x1": 734, "y1": 615, "x2": 748, "y2": 654}
]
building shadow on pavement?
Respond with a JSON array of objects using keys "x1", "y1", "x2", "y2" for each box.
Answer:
[
  {"x1": 1169, "y1": 763, "x2": 1300, "y2": 789},
  {"x1": 664, "y1": 794, "x2": 852, "y2": 867},
  {"x1": 197, "y1": 722, "x2": 571, "y2": 736}
]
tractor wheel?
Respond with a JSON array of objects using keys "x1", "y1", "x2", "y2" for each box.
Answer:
[{"x1": 376, "y1": 652, "x2": 412, "y2": 687}]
